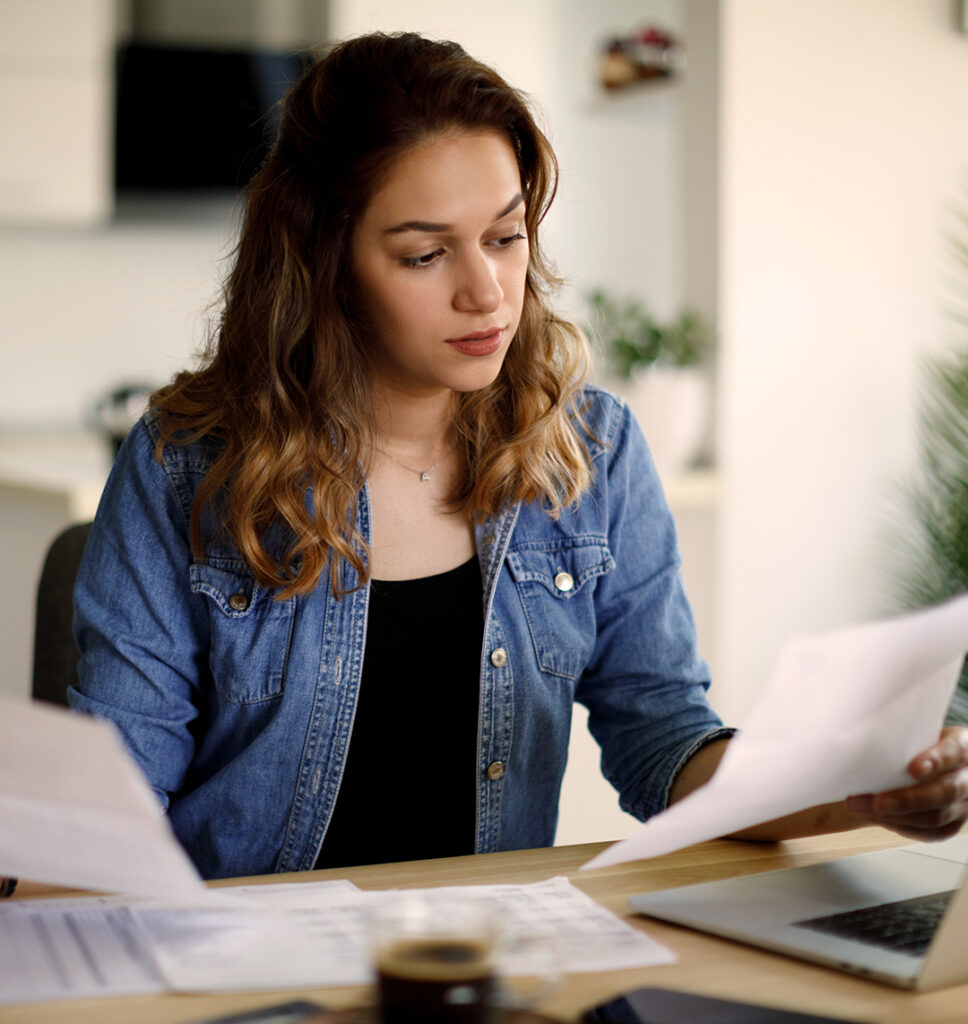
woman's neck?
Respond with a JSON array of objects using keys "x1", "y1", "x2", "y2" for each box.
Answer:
[{"x1": 371, "y1": 385, "x2": 456, "y2": 457}]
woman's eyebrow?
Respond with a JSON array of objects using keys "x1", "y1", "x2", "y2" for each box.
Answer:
[{"x1": 384, "y1": 192, "x2": 525, "y2": 235}]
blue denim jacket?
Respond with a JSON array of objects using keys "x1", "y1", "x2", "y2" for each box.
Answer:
[{"x1": 70, "y1": 385, "x2": 728, "y2": 879}]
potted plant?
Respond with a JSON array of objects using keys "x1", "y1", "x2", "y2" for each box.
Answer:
[{"x1": 586, "y1": 288, "x2": 714, "y2": 474}]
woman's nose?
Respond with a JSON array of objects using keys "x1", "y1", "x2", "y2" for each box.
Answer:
[{"x1": 453, "y1": 251, "x2": 502, "y2": 313}]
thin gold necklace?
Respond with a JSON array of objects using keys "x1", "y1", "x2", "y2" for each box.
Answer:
[{"x1": 374, "y1": 445, "x2": 454, "y2": 482}]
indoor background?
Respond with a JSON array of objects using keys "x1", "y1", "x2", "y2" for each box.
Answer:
[{"x1": 2, "y1": 0, "x2": 968, "y2": 844}]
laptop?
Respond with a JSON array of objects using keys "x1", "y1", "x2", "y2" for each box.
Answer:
[{"x1": 628, "y1": 834, "x2": 968, "y2": 991}]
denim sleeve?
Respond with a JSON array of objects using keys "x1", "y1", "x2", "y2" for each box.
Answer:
[
  {"x1": 575, "y1": 396, "x2": 732, "y2": 821},
  {"x1": 69, "y1": 418, "x2": 206, "y2": 810}
]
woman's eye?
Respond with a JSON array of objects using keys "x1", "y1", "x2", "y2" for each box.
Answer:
[
  {"x1": 490, "y1": 232, "x2": 526, "y2": 249},
  {"x1": 401, "y1": 248, "x2": 445, "y2": 269}
]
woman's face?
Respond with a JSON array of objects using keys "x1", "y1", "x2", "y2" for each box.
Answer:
[{"x1": 351, "y1": 129, "x2": 529, "y2": 401}]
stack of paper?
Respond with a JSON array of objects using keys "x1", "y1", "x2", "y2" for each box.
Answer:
[{"x1": 0, "y1": 878, "x2": 673, "y2": 1003}]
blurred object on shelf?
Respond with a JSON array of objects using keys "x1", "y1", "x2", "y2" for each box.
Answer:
[
  {"x1": 587, "y1": 289, "x2": 714, "y2": 476},
  {"x1": 90, "y1": 383, "x2": 153, "y2": 458},
  {"x1": 587, "y1": 290, "x2": 712, "y2": 379},
  {"x1": 598, "y1": 26, "x2": 686, "y2": 92}
]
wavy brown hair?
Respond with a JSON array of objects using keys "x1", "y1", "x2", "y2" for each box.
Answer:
[{"x1": 153, "y1": 31, "x2": 593, "y2": 598}]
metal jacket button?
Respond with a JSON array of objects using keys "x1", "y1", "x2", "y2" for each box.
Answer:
[
  {"x1": 490, "y1": 647, "x2": 507, "y2": 667},
  {"x1": 228, "y1": 591, "x2": 250, "y2": 611},
  {"x1": 487, "y1": 761, "x2": 505, "y2": 780},
  {"x1": 554, "y1": 571, "x2": 574, "y2": 592}
]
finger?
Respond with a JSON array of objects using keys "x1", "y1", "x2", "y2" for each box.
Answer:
[
  {"x1": 846, "y1": 794, "x2": 968, "y2": 828},
  {"x1": 868, "y1": 819, "x2": 966, "y2": 843},
  {"x1": 848, "y1": 765, "x2": 968, "y2": 815},
  {"x1": 885, "y1": 767, "x2": 968, "y2": 815},
  {"x1": 844, "y1": 797, "x2": 968, "y2": 841},
  {"x1": 847, "y1": 773, "x2": 968, "y2": 827},
  {"x1": 876, "y1": 805, "x2": 968, "y2": 830},
  {"x1": 907, "y1": 726, "x2": 968, "y2": 781},
  {"x1": 847, "y1": 772, "x2": 968, "y2": 828}
]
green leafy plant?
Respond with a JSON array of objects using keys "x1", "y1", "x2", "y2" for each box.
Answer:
[
  {"x1": 890, "y1": 351, "x2": 968, "y2": 722},
  {"x1": 587, "y1": 288, "x2": 713, "y2": 380},
  {"x1": 889, "y1": 207, "x2": 968, "y2": 722}
]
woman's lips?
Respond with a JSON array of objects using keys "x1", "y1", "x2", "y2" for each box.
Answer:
[{"x1": 445, "y1": 328, "x2": 504, "y2": 356}]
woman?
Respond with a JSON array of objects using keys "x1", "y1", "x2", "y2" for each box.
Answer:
[{"x1": 65, "y1": 32, "x2": 968, "y2": 880}]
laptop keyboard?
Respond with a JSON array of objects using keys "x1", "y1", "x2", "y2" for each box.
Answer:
[{"x1": 795, "y1": 889, "x2": 956, "y2": 957}]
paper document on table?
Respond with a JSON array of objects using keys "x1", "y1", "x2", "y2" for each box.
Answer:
[
  {"x1": 135, "y1": 880, "x2": 370, "y2": 991},
  {"x1": 0, "y1": 695, "x2": 208, "y2": 902},
  {"x1": 584, "y1": 593, "x2": 968, "y2": 871},
  {"x1": 0, "y1": 893, "x2": 167, "y2": 1004},
  {"x1": 0, "y1": 881, "x2": 357, "y2": 1005},
  {"x1": 1, "y1": 877, "x2": 668, "y2": 1003},
  {"x1": 135, "y1": 876, "x2": 673, "y2": 993},
  {"x1": 410, "y1": 877, "x2": 675, "y2": 974}
]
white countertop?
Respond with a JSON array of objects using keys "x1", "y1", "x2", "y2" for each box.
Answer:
[{"x1": 0, "y1": 429, "x2": 111, "y2": 520}]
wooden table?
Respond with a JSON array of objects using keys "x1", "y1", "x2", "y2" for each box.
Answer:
[{"x1": 5, "y1": 829, "x2": 967, "y2": 1024}]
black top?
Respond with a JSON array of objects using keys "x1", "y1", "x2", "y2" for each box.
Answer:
[{"x1": 314, "y1": 556, "x2": 484, "y2": 869}]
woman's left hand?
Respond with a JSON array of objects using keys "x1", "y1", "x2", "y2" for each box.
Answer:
[{"x1": 845, "y1": 726, "x2": 968, "y2": 841}]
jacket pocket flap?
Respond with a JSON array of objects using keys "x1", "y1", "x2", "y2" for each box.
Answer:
[
  {"x1": 189, "y1": 562, "x2": 261, "y2": 618},
  {"x1": 506, "y1": 540, "x2": 614, "y2": 597}
]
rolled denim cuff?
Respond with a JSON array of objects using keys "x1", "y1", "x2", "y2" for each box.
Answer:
[{"x1": 661, "y1": 725, "x2": 737, "y2": 810}]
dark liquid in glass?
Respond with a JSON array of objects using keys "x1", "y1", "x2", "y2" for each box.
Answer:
[{"x1": 377, "y1": 936, "x2": 495, "y2": 1024}]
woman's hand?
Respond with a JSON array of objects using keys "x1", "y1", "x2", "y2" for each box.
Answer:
[{"x1": 845, "y1": 726, "x2": 968, "y2": 841}]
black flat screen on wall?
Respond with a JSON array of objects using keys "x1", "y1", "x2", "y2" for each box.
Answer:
[{"x1": 114, "y1": 43, "x2": 306, "y2": 192}]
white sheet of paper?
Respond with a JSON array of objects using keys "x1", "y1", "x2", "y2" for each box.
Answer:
[
  {"x1": 420, "y1": 877, "x2": 675, "y2": 975},
  {"x1": 135, "y1": 877, "x2": 673, "y2": 993},
  {"x1": 584, "y1": 594, "x2": 968, "y2": 871},
  {"x1": 0, "y1": 695, "x2": 208, "y2": 901},
  {"x1": 0, "y1": 894, "x2": 167, "y2": 1004},
  {"x1": 0, "y1": 882, "x2": 358, "y2": 1005},
  {"x1": 135, "y1": 881, "x2": 372, "y2": 991}
]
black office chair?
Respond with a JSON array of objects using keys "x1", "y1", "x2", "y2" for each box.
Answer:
[{"x1": 31, "y1": 522, "x2": 93, "y2": 707}]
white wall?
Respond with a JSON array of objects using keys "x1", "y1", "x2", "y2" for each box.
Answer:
[
  {"x1": 715, "y1": 0, "x2": 968, "y2": 723},
  {"x1": 0, "y1": 203, "x2": 238, "y2": 425},
  {"x1": 0, "y1": 0, "x2": 115, "y2": 225},
  {"x1": 329, "y1": 0, "x2": 558, "y2": 106},
  {"x1": 548, "y1": 0, "x2": 685, "y2": 322}
]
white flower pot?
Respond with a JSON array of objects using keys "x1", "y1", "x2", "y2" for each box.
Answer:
[{"x1": 614, "y1": 365, "x2": 711, "y2": 476}]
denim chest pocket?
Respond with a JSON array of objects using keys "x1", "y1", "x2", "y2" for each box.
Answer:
[
  {"x1": 506, "y1": 540, "x2": 615, "y2": 680},
  {"x1": 189, "y1": 562, "x2": 295, "y2": 703}
]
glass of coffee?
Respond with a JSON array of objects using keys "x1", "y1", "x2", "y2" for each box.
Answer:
[{"x1": 371, "y1": 895, "x2": 498, "y2": 1024}]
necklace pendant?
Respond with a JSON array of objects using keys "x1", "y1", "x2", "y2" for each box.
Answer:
[{"x1": 420, "y1": 471, "x2": 431, "y2": 482}]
